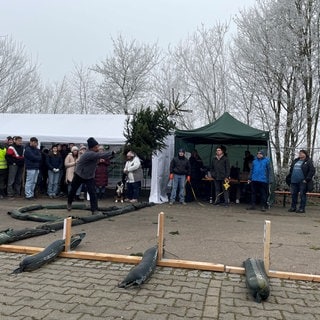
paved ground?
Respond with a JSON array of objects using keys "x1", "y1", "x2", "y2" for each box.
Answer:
[{"x1": 0, "y1": 195, "x2": 320, "y2": 319}]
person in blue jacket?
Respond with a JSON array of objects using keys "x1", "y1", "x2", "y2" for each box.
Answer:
[{"x1": 247, "y1": 150, "x2": 270, "y2": 212}]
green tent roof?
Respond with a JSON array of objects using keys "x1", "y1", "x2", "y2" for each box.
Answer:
[{"x1": 175, "y1": 112, "x2": 269, "y2": 145}]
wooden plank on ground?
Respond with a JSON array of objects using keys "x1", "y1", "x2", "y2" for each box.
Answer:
[
  {"x1": 225, "y1": 266, "x2": 245, "y2": 274},
  {"x1": 269, "y1": 270, "x2": 320, "y2": 282},
  {"x1": 158, "y1": 258, "x2": 225, "y2": 271}
]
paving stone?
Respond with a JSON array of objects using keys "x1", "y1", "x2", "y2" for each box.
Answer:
[{"x1": 1, "y1": 252, "x2": 320, "y2": 320}]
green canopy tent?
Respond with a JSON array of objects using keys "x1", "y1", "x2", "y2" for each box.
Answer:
[
  {"x1": 175, "y1": 112, "x2": 270, "y2": 169},
  {"x1": 175, "y1": 112, "x2": 274, "y2": 204}
]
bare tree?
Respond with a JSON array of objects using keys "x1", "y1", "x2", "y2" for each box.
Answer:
[
  {"x1": 231, "y1": 0, "x2": 320, "y2": 171},
  {"x1": 0, "y1": 36, "x2": 40, "y2": 113},
  {"x1": 93, "y1": 34, "x2": 160, "y2": 114},
  {"x1": 70, "y1": 63, "x2": 98, "y2": 114},
  {"x1": 170, "y1": 23, "x2": 230, "y2": 125}
]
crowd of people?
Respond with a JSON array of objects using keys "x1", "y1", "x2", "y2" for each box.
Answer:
[
  {"x1": 168, "y1": 146, "x2": 315, "y2": 213},
  {"x1": 0, "y1": 136, "x2": 113, "y2": 202},
  {"x1": 0, "y1": 135, "x2": 316, "y2": 214}
]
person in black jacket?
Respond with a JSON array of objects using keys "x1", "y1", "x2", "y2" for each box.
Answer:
[
  {"x1": 287, "y1": 149, "x2": 315, "y2": 213},
  {"x1": 211, "y1": 145, "x2": 230, "y2": 207},
  {"x1": 169, "y1": 149, "x2": 191, "y2": 205}
]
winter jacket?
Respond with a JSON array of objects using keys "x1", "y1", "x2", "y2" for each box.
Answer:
[
  {"x1": 75, "y1": 150, "x2": 113, "y2": 180},
  {"x1": 46, "y1": 151, "x2": 63, "y2": 171},
  {"x1": 124, "y1": 156, "x2": 143, "y2": 183},
  {"x1": 170, "y1": 156, "x2": 191, "y2": 176},
  {"x1": 24, "y1": 144, "x2": 42, "y2": 170},
  {"x1": 249, "y1": 157, "x2": 270, "y2": 183},
  {"x1": 5, "y1": 144, "x2": 24, "y2": 167},
  {"x1": 95, "y1": 159, "x2": 110, "y2": 187},
  {"x1": 211, "y1": 155, "x2": 230, "y2": 180},
  {"x1": 64, "y1": 153, "x2": 78, "y2": 183},
  {"x1": 289, "y1": 157, "x2": 315, "y2": 182},
  {"x1": 0, "y1": 146, "x2": 7, "y2": 170}
]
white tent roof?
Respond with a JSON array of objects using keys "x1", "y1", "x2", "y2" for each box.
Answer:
[{"x1": 0, "y1": 113, "x2": 128, "y2": 145}]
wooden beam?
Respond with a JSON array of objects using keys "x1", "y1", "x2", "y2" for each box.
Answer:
[
  {"x1": 1, "y1": 244, "x2": 320, "y2": 281},
  {"x1": 264, "y1": 220, "x2": 271, "y2": 274},
  {"x1": 225, "y1": 266, "x2": 245, "y2": 274},
  {"x1": 269, "y1": 270, "x2": 320, "y2": 282},
  {"x1": 157, "y1": 258, "x2": 225, "y2": 272},
  {"x1": 63, "y1": 217, "x2": 72, "y2": 252},
  {"x1": 157, "y1": 212, "x2": 165, "y2": 261}
]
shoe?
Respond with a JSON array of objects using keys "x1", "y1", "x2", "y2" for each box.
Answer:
[
  {"x1": 261, "y1": 207, "x2": 266, "y2": 212},
  {"x1": 246, "y1": 206, "x2": 255, "y2": 210},
  {"x1": 169, "y1": 201, "x2": 174, "y2": 205},
  {"x1": 129, "y1": 199, "x2": 138, "y2": 203},
  {"x1": 296, "y1": 209, "x2": 305, "y2": 213},
  {"x1": 236, "y1": 199, "x2": 240, "y2": 204},
  {"x1": 124, "y1": 198, "x2": 130, "y2": 202},
  {"x1": 67, "y1": 203, "x2": 72, "y2": 212},
  {"x1": 288, "y1": 208, "x2": 296, "y2": 212},
  {"x1": 25, "y1": 197, "x2": 34, "y2": 200},
  {"x1": 181, "y1": 202, "x2": 186, "y2": 205}
]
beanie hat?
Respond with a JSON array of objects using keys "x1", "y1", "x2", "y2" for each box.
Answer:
[
  {"x1": 258, "y1": 150, "x2": 265, "y2": 156},
  {"x1": 87, "y1": 137, "x2": 98, "y2": 149},
  {"x1": 71, "y1": 146, "x2": 79, "y2": 152},
  {"x1": 178, "y1": 148, "x2": 185, "y2": 153}
]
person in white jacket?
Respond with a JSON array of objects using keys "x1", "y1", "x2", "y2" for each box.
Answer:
[{"x1": 123, "y1": 151, "x2": 143, "y2": 203}]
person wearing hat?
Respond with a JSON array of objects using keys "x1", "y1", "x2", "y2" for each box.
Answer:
[
  {"x1": 247, "y1": 150, "x2": 271, "y2": 212},
  {"x1": 123, "y1": 151, "x2": 143, "y2": 203},
  {"x1": 67, "y1": 137, "x2": 114, "y2": 214},
  {"x1": 286, "y1": 149, "x2": 315, "y2": 214},
  {"x1": 211, "y1": 145, "x2": 230, "y2": 207},
  {"x1": 169, "y1": 148, "x2": 191, "y2": 205}
]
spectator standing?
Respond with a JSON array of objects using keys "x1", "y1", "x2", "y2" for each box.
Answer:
[
  {"x1": 5, "y1": 136, "x2": 14, "y2": 148},
  {"x1": 24, "y1": 137, "x2": 42, "y2": 200},
  {"x1": 287, "y1": 150, "x2": 315, "y2": 213},
  {"x1": 123, "y1": 151, "x2": 143, "y2": 203},
  {"x1": 67, "y1": 137, "x2": 114, "y2": 214},
  {"x1": 65, "y1": 146, "x2": 82, "y2": 200},
  {"x1": 186, "y1": 149, "x2": 204, "y2": 202},
  {"x1": 243, "y1": 150, "x2": 254, "y2": 173},
  {"x1": 95, "y1": 145, "x2": 110, "y2": 199},
  {"x1": 247, "y1": 150, "x2": 271, "y2": 212},
  {"x1": 38, "y1": 147, "x2": 49, "y2": 195},
  {"x1": 5, "y1": 136, "x2": 24, "y2": 197},
  {"x1": 211, "y1": 145, "x2": 230, "y2": 207},
  {"x1": 169, "y1": 149, "x2": 191, "y2": 205},
  {"x1": 0, "y1": 141, "x2": 8, "y2": 199},
  {"x1": 46, "y1": 144, "x2": 63, "y2": 198}
]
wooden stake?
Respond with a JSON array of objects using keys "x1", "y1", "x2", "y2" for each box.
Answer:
[
  {"x1": 63, "y1": 217, "x2": 72, "y2": 252},
  {"x1": 263, "y1": 220, "x2": 271, "y2": 274},
  {"x1": 157, "y1": 212, "x2": 165, "y2": 261}
]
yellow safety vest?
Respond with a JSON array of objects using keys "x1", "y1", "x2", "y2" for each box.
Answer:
[{"x1": 0, "y1": 148, "x2": 8, "y2": 169}]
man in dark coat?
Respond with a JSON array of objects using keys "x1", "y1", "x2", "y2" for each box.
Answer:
[
  {"x1": 67, "y1": 137, "x2": 114, "y2": 214},
  {"x1": 169, "y1": 149, "x2": 191, "y2": 205},
  {"x1": 287, "y1": 149, "x2": 315, "y2": 213}
]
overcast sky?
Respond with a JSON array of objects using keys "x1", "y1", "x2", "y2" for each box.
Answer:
[{"x1": 0, "y1": 0, "x2": 256, "y2": 82}]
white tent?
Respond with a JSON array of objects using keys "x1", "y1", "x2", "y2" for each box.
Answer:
[
  {"x1": 149, "y1": 135, "x2": 175, "y2": 203},
  {"x1": 0, "y1": 113, "x2": 128, "y2": 145}
]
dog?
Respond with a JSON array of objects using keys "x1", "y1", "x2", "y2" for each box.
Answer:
[{"x1": 114, "y1": 181, "x2": 125, "y2": 203}]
